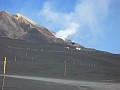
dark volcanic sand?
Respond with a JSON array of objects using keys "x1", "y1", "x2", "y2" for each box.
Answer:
[
  {"x1": 0, "y1": 37, "x2": 120, "y2": 90},
  {"x1": 0, "y1": 76, "x2": 91, "y2": 90},
  {"x1": 0, "y1": 75, "x2": 120, "y2": 90}
]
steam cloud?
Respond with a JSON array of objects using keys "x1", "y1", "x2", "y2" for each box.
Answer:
[
  {"x1": 55, "y1": 23, "x2": 80, "y2": 40},
  {"x1": 38, "y1": 0, "x2": 111, "y2": 40}
]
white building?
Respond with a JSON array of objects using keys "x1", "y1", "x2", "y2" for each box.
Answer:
[{"x1": 76, "y1": 47, "x2": 81, "y2": 50}]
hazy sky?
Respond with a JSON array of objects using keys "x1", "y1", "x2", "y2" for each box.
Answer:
[{"x1": 0, "y1": 0, "x2": 120, "y2": 54}]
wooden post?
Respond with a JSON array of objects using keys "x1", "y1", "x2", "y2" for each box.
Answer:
[
  {"x1": 64, "y1": 60, "x2": 67, "y2": 77},
  {"x1": 22, "y1": 57, "x2": 23, "y2": 62},
  {"x1": 73, "y1": 60, "x2": 74, "y2": 64},
  {"x1": 32, "y1": 57, "x2": 33, "y2": 61},
  {"x1": 8, "y1": 49, "x2": 10, "y2": 54},
  {"x1": 15, "y1": 56, "x2": 16, "y2": 62}
]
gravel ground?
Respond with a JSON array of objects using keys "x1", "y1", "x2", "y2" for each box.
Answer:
[{"x1": 0, "y1": 74, "x2": 120, "y2": 90}]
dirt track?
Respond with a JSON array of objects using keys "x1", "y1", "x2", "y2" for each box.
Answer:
[{"x1": 1, "y1": 74, "x2": 120, "y2": 90}]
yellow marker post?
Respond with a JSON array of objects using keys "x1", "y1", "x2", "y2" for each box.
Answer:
[
  {"x1": 3, "y1": 57, "x2": 6, "y2": 78},
  {"x1": 1, "y1": 56, "x2": 7, "y2": 90}
]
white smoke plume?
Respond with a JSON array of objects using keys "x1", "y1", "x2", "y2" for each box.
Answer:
[
  {"x1": 38, "y1": 0, "x2": 111, "y2": 40},
  {"x1": 55, "y1": 23, "x2": 80, "y2": 40}
]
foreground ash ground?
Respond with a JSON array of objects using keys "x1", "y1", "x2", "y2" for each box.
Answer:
[{"x1": 0, "y1": 11, "x2": 120, "y2": 90}]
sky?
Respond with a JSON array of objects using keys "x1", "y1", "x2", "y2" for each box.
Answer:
[{"x1": 0, "y1": 0, "x2": 120, "y2": 54}]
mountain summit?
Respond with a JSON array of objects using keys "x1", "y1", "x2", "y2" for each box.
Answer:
[{"x1": 0, "y1": 11, "x2": 81, "y2": 47}]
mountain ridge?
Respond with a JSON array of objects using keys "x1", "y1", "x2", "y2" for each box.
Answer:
[{"x1": 0, "y1": 11, "x2": 82, "y2": 47}]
